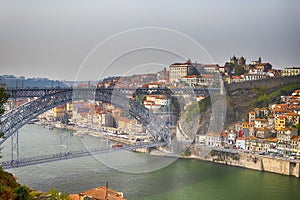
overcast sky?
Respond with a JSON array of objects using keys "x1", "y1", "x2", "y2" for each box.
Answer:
[{"x1": 1, "y1": 0, "x2": 299, "y2": 81}]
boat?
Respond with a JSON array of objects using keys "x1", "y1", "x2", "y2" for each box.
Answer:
[
  {"x1": 111, "y1": 143, "x2": 123, "y2": 148},
  {"x1": 46, "y1": 124, "x2": 55, "y2": 130}
]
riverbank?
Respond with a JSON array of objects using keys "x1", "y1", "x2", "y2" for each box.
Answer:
[
  {"x1": 41, "y1": 123, "x2": 300, "y2": 178},
  {"x1": 144, "y1": 144, "x2": 300, "y2": 178},
  {"x1": 188, "y1": 144, "x2": 300, "y2": 178}
]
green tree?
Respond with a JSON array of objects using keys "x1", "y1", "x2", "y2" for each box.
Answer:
[
  {"x1": 296, "y1": 124, "x2": 300, "y2": 135},
  {"x1": 235, "y1": 65, "x2": 245, "y2": 76},
  {"x1": 224, "y1": 62, "x2": 235, "y2": 74},
  {"x1": 13, "y1": 185, "x2": 31, "y2": 200},
  {"x1": 0, "y1": 86, "x2": 9, "y2": 117},
  {"x1": 48, "y1": 189, "x2": 70, "y2": 200},
  {"x1": 0, "y1": 86, "x2": 9, "y2": 139}
]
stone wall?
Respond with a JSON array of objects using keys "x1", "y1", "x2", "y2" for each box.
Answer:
[
  {"x1": 226, "y1": 75, "x2": 300, "y2": 93},
  {"x1": 191, "y1": 145, "x2": 300, "y2": 177}
]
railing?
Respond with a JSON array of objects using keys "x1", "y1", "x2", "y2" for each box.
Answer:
[{"x1": 0, "y1": 142, "x2": 166, "y2": 169}]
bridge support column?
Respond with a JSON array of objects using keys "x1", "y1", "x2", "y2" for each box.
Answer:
[
  {"x1": 10, "y1": 96, "x2": 19, "y2": 164},
  {"x1": 60, "y1": 131, "x2": 69, "y2": 156},
  {"x1": 11, "y1": 131, "x2": 19, "y2": 163}
]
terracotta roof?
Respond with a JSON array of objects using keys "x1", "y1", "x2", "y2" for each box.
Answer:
[
  {"x1": 255, "y1": 63, "x2": 271, "y2": 66},
  {"x1": 286, "y1": 112, "x2": 300, "y2": 116},
  {"x1": 274, "y1": 107, "x2": 285, "y2": 112},
  {"x1": 182, "y1": 75, "x2": 197, "y2": 78},
  {"x1": 242, "y1": 122, "x2": 254, "y2": 125},
  {"x1": 204, "y1": 64, "x2": 219, "y2": 67},
  {"x1": 291, "y1": 136, "x2": 300, "y2": 141},
  {"x1": 255, "y1": 118, "x2": 267, "y2": 122},
  {"x1": 246, "y1": 136, "x2": 256, "y2": 140},
  {"x1": 255, "y1": 127, "x2": 267, "y2": 131},
  {"x1": 206, "y1": 132, "x2": 220, "y2": 137},
  {"x1": 220, "y1": 132, "x2": 228, "y2": 137},
  {"x1": 80, "y1": 186, "x2": 126, "y2": 200},
  {"x1": 200, "y1": 74, "x2": 214, "y2": 78},
  {"x1": 149, "y1": 82, "x2": 163, "y2": 85},
  {"x1": 278, "y1": 115, "x2": 286, "y2": 119},
  {"x1": 232, "y1": 75, "x2": 241, "y2": 79},
  {"x1": 265, "y1": 138, "x2": 278, "y2": 142},
  {"x1": 69, "y1": 194, "x2": 80, "y2": 200}
]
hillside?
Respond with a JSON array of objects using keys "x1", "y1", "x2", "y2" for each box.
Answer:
[
  {"x1": 181, "y1": 75, "x2": 300, "y2": 136},
  {"x1": 0, "y1": 166, "x2": 21, "y2": 199},
  {"x1": 225, "y1": 75, "x2": 300, "y2": 127}
]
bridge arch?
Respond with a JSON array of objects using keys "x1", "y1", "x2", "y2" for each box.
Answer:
[{"x1": 0, "y1": 88, "x2": 170, "y2": 146}]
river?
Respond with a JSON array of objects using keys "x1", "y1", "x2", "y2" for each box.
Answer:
[{"x1": 1, "y1": 124, "x2": 300, "y2": 200}]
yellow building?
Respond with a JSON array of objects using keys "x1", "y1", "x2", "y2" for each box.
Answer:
[
  {"x1": 275, "y1": 115, "x2": 286, "y2": 130},
  {"x1": 53, "y1": 105, "x2": 66, "y2": 120},
  {"x1": 242, "y1": 122, "x2": 254, "y2": 129}
]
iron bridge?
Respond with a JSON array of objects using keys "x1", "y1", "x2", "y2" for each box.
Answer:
[{"x1": 0, "y1": 86, "x2": 219, "y2": 167}]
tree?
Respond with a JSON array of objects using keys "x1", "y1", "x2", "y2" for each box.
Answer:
[
  {"x1": 235, "y1": 65, "x2": 245, "y2": 76},
  {"x1": 13, "y1": 185, "x2": 31, "y2": 200},
  {"x1": 224, "y1": 62, "x2": 235, "y2": 74},
  {"x1": 0, "y1": 86, "x2": 9, "y2": 117},
  {"x1": 48, "y1": 189, "x2": 70, "y2": 200},
  {"x1": 296, "y1": 124, "x2": 300, "y2": 135},
  {"x1": 0, "y1": 86, "x2": 9, "y2": 156}
]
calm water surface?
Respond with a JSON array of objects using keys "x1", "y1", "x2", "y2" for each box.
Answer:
[{"x1": 1, "y1": 124, "x2": 299, "y2": 200}]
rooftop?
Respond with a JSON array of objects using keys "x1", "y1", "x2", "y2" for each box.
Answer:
[{"x1": 79, "y1": 186, "x2": 126, "y2": 200}]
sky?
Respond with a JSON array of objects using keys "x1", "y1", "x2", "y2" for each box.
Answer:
[{"x1": 0, "y1": 0, "x2": 300, "y2": 81}]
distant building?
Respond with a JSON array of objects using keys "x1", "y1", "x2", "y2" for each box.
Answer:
[
  {"x1": 203, "y1": 64, "x2": 220, "y2": 73},
  {"x1": 230, "y1": 55, "x2": 238, "y2": 65},
  {"x1": 168, "y1": 59, "x2": 199, "y2": 83},
  {"x1": 275, "y1": 115, "x2": 286, "y2": 130},
  {"x1": 254, "y1": 63, "x2": 272, "y2": 72},
  {"x1": 54, "y1": 105, "x2": 66, "y2": 121},
  {"x1": 236, "y1": 137, "x2": 246, "y2": 149},
  {"x1": 251, "y1": 57, "x2": 262, "y2": 65},
  {"x1": 230, "y1": 55, "x2": 246, "y2": 66},
  {"x1": 180, "y1": 73, "x2": 215, "y2": 87},
  {"x1": 282, "y1": 67, "x2": 300, "y2": 76},
  {"x1": 238, "y1": 56, "x2": 246, "y2": 66},
  {"x1": 101, "y1": 113, "x2": 115, "y2": 127},
  {"x1": 205, "y1": 132, "x2": 221, "y2": 147}
]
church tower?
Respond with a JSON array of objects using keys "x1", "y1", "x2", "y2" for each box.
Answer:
[{"x1": 230, "y1": 55, "x2": 238, "y2": 65}]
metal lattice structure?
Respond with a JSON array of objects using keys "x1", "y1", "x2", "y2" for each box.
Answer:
[
  {"x1": 1, "y1": 86, "x2": 219, "y2": 146},
  {"x1": 0, "y1": 87, "x2": 176, "y2": 146},
  {"x1": 0, "y1": 86, "x2": 222, "y2": 167}
]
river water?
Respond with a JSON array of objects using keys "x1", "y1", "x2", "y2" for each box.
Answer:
[{"x1": 1, "y1": 124, "x2": 300, "y2": 200}]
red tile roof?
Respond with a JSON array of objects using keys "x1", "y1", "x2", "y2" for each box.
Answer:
[
  {"x1": 80, "y1": 186, "x2": 126, "y2": 200},
  {"x1": 278, "y1": 115, "x2": 286, "y2": 119}
]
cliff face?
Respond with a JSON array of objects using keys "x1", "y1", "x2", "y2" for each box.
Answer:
[
  {"x1": 178, "y1": 92, "x2": 227, "y2": 138},
  {"x1": 224, "y1": 75, "x2": 300, "y2": 127},
  {"x1": 179, "y1": 75, "x2": 300, "y2": 136}
]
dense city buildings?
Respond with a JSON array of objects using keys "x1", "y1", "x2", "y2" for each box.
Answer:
[
  {"x1": 202, "y1": 89, "x2": 300, "y2": 158},
  {"x1": 282, "y1": 67, "x2": 300, "y2": 77},
  {"x1": 2, "y1": 55, "x2": 300, "y2": 159}
]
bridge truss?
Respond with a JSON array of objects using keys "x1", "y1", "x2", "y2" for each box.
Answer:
[{"x1": 0, "y1": 86, "x2": 218, "y2": 167}]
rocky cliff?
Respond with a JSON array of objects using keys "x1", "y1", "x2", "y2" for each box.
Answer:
[
  {"x1": 224, "y1": 75, "x2": 300, "y2": 127},
  {"x1": 179, "y1": 75, "x2": 300, "y2": 137}
]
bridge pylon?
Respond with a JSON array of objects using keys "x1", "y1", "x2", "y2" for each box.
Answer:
[{"x1": 11, "y1": 131, "x2": 19, "y2": 163}]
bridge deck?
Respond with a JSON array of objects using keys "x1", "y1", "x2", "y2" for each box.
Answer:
[{"x1": 0, "y1": 142, "x2": 166, "y2": 169}]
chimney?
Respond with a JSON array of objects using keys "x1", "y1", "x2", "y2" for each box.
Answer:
[{"x1": 105, "y1": 181, "x2": 108, "y2": 200}]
